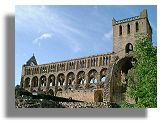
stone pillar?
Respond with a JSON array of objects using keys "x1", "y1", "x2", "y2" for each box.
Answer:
[
  {"x1": 63, "y1": 75, "x2": 68, "y2": 91},
  {"x1": 38, "y1": 77, "x2": 41, "y2": 92},
  {"x1": 103, "y1": 81, "x2": 111, "y2": 102},
  {"x1": 85, "y1": 73, "x2": 89, "y2": 89},
  {"x1": 97, "y1": 73, "x2": 100, "y2": 83},
  {"x1": 64, "y1": 75, "x2": 67, "y2": 90},
  {"x1": 73, "y1": 74, "x2": 78, "y2": 89},
  {"x1": 46, "y1": 76, "x2": 49, "y2": 92},
  {"x1": 54, "y1": 76, "x2": 58, "y2": 96}
]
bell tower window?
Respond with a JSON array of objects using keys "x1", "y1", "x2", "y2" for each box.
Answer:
[
  {"x1": 119, "y1": 25, "x2": 122, "y2": 36},
  {"x1": 136, "y1": 22, "x2": 139, "y2": 32},
  {"x1": 127, "y1": 24, "x2": 130, "y2": 34}
]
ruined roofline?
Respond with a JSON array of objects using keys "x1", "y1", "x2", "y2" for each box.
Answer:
[
  {"x1": 114, "y1": 16, "x2": 140, "y2": 25},
  {"x1": 112, "y1": 9, "x2": 148, "y2": 25},
  {"x1": 24, "y1": 52, "x2": 113, "y2": 68}
]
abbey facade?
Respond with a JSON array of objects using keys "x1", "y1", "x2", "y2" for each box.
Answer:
[{"x1": 20, "y1": 9, "x2": 152, "y2": 104}]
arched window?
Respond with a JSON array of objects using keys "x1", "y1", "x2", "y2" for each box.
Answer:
[
  {"x1": 125, "y1": 43, "x2": 133, "y2": 53},
  {"x1": 57, "y1": 73, "x2": 65, "y2": 86},
  {"x1": 88, "y1": 69, "x2": 98, "y2": 84},
  {"x1": 77, "y1": 71, "x2": 86, "y2": 85},
  {"x1": 24, "y1": 77, "x2": 30, "y2": 88},
  {"x1": 48, "y1": 75, "x2": 55, "y2": 86},
  {"x1": 127, "y1": 24, "x2": 130, "y2": 34},
  {"x1": 100, "y1": 68, "x2": 107, "y2": 82},
  {"x1": 40, "y1": 75, "x2": 46, "y2": 87},
  {"x1": 119, "y1": 25, "x2": 122, "y2": 36},
  {"x1": 67, "y1": 72, "x2": 75, "y2": 85},
  {"x1": 136, "y1": 22, "x2": 139, "y2": 32}
]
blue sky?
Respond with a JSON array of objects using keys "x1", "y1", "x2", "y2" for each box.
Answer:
[{"x1": 15, "y1": 5, "x2": 157, "y2": 85}]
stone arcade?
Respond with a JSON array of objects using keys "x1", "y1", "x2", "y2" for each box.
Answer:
[{"x1": 20, "y1": 10, "x2": 152, "y2": 104}]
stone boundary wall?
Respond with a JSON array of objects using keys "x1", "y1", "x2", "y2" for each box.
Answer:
[
  {"x1": 57, "y1": 90, "x2": 95, "y2": 102},
  {"x1": 15, "y1": 99, "x2": 114, "y2": 108}
]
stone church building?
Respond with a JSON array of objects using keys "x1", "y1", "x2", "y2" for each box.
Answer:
[{"x1": 20, "y1": 9, "x2": 152, "y2": 104}]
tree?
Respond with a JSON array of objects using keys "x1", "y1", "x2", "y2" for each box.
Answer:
[
  {"x1": 123, "y1": 34, "x2": 157, "y2": 108},
  {"x1": 15, "y1": 85, "x2": 32, "y2": 97}
]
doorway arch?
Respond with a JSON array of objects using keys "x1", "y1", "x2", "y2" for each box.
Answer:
[{"x1": 110, "y1": 56, "x2": 133, "y2": 103}]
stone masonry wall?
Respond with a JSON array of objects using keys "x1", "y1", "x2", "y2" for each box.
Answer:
[{"x1": 57, "y1": 90, "x2": 95, "y2": 102}]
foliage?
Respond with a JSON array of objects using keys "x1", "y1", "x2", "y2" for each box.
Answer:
[
  {"x1": 15, "y1": 85, "x2": 81, "y2": 102},
  {"x1": 15, "y1": 85, "x2": 32, "y2": 97},
  {"x1": 123, "y1": 34, "x2": 157, "y2": 108},
  {"x1": 120, "y1": 101, "x2": 136, "y2": 108},
  {"x1": 33, "y1": 93, "x2": 82, "y2": 102}
]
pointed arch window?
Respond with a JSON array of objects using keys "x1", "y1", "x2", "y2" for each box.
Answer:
[
  {"x1": 125, "y1": 43, "x2": 133, "y2": 53},
  {"x1": 119, "y1": 25, "x2": 122, "y2": 36},
  {"x1": 136, "y1": 22, "x2": 139, "y2": 32},
  {"x1": 127, "y1": 24, "x2": 130, "y2": 34}
]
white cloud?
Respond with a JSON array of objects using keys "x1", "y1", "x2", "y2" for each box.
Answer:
[
  {"x1": 104, "y1": 31, "x2": 113, "y2": 40},
  {"x1": 33, "y1": 33, "x2": 53, "y2": 46},
  {"x1": 16, "y1": 6, "x2": 86, "y2": 51}
]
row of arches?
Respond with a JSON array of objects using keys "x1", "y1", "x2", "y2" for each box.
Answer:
[
  {"x1": 24, "y1": 55, "x2": 111, "y2": 76},
  {"x1": 23, "y1": 68, "x2": 108, "y2": 89},
  {"x1": 119, "y1": 21, "x2": 139, "y2": 36}
]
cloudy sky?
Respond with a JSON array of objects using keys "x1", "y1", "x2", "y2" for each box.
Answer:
[{"x1": 15, "y1": 5, "x2": 157, "y2": 85}]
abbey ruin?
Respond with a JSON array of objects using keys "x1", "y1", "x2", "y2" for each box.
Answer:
[{"x1": 20, "y1": 9, "x2": 152, "y2": 104}]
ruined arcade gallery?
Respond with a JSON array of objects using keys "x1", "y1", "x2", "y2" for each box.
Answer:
[{"x1": 16, "y1": 6, "x2": 157, "y2": 108}]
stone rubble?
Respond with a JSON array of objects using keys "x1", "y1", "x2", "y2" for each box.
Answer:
[{"x1": 15, "y1": 98, "x2": 113, "y2": 108}]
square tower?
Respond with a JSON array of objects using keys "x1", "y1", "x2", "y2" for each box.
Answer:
[{"x1": 112, "y1": 9, "x2": 152, "y2": 58}]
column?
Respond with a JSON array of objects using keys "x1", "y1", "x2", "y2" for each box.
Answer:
[
  {"x1": 54, "y1": 76, "x2": 58, "y2": 96},
  {"x1": 73, "y1": 74, "x2": 78, "y2": 90},
  {"x1": 64, "y1": 75, "x2": 67, "y2": 91},
  {"x1": 38, "y1": 77, "x2": 41, "y2": 91},
  {"x1": 46, "y1": 75, "x2": 49, "y2": 92},
  {"x1": 85, "y1": 73, "x2": 89, "y2": 89},
  {"x1": 97, "y1": 73, "x2": 100, "y2": 83}
]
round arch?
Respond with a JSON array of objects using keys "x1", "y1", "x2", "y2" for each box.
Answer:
[
  {"x1": 67, "y1": 85, "x2": 74, "y2": 91},
  {"x1": 66, "y1": 72, "x2": 75, "y2": 85},
  {"x1": 100, "y1": 68, "x2": 107, "y2": 82},
  {"x1": 47, "y1": 89, "x2": 54, "y2": 96},
  {"x1": 125, "y1": 43, "x2": 133, "y2": 53},
  {"x1": 94, "y1": 90, "x2": 103, "y2": 102},
  {"x1": 88, "y1": 69, "x2": 98, "y2": 84},
  {"x1": 89, "y1": 84, "x2": 97, "y2": 91},
  {"x1": 57, "y1": 73, "x2": 65, "y2": 86},
  {"x1": 78, "y1": 85, "x2": 84, "y2": 91},
  {"x1": 57, "y1": 87, "x2": 63, "y2": 95},
  {"x1": 40, "y1": 75, "x2": 47, "y2": 87},
  {"x1": 48, "y1": 74, "x2": 55, "y2": 87},
  {"x1": 77, "y1": 71, "x2": 86, "y2": 84},
  {"x1": 110, "y1": 56, "x2": 133, "y2": 103}
]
